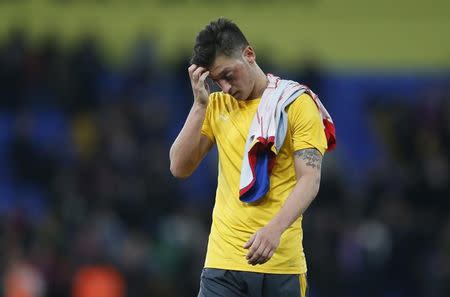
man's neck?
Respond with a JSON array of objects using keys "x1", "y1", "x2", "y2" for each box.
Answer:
[{"x1": 248, "y1": 68, "x2": 268, "y2": 100}]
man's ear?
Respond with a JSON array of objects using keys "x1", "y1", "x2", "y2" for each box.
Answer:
[{"x1": 243, "y1": 46, "x2": 256, "y2": 64}]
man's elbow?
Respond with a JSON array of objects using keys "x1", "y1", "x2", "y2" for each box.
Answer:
[
  {"x1": 312, "y1": 184, "x2": 320, "y2": 199},
  {"x1": 169, "y1": 162, "x2": 192, "y2": 179},
  {"x1": 312, "y1": 176, "x2": 321, "y2": 198}
]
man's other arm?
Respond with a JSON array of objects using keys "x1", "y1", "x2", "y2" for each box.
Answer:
[{"x1": 244, "y1": 148, "x2": 322, "y2": 265}]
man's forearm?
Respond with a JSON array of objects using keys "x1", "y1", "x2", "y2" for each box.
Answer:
[
  {"x1": 267, "y1": 174, "x2": 320, "y2": 234},
  {"x1": 169, "y1": 102, "x2": 207, "y2": 177}
]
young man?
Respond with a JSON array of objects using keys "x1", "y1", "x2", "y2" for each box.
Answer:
[{"x1": 170, "y1": 18, "x2": 335, "y2": 297}]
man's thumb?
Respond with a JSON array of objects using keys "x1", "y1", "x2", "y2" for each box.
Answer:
[{"x1": 243, "y1": 233, "x2": 256, "y2": 249}]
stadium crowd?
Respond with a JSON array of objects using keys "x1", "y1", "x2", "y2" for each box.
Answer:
[{"x1": 0, "y1": 28, "x2": 448, "y2": 297}]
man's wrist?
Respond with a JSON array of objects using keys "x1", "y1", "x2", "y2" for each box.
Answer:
[
  {"x1": 267, "y1": 218, "x2": 288, "y2": 236},
  {"x1": 193, "y1": 100, "x2": 208, "y2": 110}
]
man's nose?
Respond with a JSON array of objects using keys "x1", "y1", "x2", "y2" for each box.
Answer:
[{"x1": 218, "y1": 80, "x2": 232, "y2": 94}]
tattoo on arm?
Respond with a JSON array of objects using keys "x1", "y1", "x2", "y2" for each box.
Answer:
[{"x1": 294, "y1": 148, "x2": 322, "y2": 170}]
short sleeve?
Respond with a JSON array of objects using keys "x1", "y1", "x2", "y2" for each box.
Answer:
[
  {"x1": 288, "y1": 93, "x2": 328, "y2": 155},
  {"x1": 201, "y1": 94, "x2": 216, "y2": 143}
]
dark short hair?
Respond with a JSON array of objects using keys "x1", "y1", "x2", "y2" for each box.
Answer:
[{"x1": 190, "y1": 18, "x2": 249, "y2": 67}]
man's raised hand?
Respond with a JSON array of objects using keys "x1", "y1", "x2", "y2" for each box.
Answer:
[{"x1": 188, "y1": 64, "x2": 210, "y2": 106}]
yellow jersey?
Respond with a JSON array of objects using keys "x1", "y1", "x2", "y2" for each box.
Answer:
[{"x1": 201, "y1": 92, "x2": 327, "y2": 274}]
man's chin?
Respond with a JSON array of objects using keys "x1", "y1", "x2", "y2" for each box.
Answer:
[{"x1": 232, "y1": 92, "x2": 242, "y2": 99}]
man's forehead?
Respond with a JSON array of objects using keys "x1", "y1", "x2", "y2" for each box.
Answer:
[{"x1": 209, "y1": 56, "x2": 235, "y2": 78}]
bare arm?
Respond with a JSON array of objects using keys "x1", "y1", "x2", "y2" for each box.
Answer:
[
  {"x1": 244, "y1": 148, "x2": 322, "y2": 265},
  {"x1": 169, "y1": 103, "x2": 213, "y2": 178},
  {"x1": 169, "y1": 64, "x2": 214, "y2": 178},
  {"x1": 266, "y1": 148, "x2": 322, "y2": 231}
]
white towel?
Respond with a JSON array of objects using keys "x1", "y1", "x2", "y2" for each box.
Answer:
[{"x1": 239, "y1": 74, "x2": 336, "y2": 203}]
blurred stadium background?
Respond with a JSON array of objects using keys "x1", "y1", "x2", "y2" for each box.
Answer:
[{"x1": 0, "y1": 1, "x2": 449, "y2": 297}]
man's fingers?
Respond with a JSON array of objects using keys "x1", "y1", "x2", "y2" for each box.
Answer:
[
  {"x1": 246, "y1": 237, "x2": 262, "y2": 261},
  {"x1": 256, "y1": 246, "x2": 272, "y2": 265},
  {"x1": 244, "y1": 228, "x2": 280, "y2": 265},
  {"x1": 188, "y1": 65, "x2": 197, "y2": 82},
  {"x1": 192, "y1": 66, "x2": 205, "y2": 82},
  {"x1": 246, "y1": 237, "x2": 261, "y2": 261},
  {"x1": 188, "y1": 64, "x2": 197, "y2": 76},
  {"x1": 198, "y1": 71, "x2": 210, "y2": 83},
  {"x1": 198, "y1": 71, "x2": 210, "y2": 94},
  {"x1": 243, "y1": 233, "x2": 256, "y2": 249},
  {"x1": 251, "y1": 245, "x2": 270, "y2": 265},
  {"x1": 259, "y1": 249, "x2": 275, "y2": 265},
  {"x1": 257, "y1": 245, "x2": 271, "y2": 264},
  {"x1": 248, "y1": 243, "x2": 267, "y2": 265}
]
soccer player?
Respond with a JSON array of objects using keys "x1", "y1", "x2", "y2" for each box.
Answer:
[{"x1": 170, "y1": 18, "x2": 334, "y2": 297}]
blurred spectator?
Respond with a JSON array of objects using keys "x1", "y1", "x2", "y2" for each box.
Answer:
[
  {"x1": 72, "y1": 266, "x2": 124, "y2": 297},
  {"x1": 4, "y1": 258, "x2": 46, "y2": 297}
]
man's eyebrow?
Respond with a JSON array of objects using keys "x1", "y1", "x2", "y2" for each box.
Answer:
[{"x1": 210, "y1": 68, "x2": 231, "y2": 80}]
